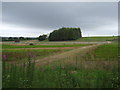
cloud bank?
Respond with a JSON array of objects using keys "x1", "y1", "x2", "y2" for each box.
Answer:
[{"x1": 1, "y1": 2, "x2": 118, "y2": 37}]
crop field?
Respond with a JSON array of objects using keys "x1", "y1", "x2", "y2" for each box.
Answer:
[{"x1": 2, "y1": 37, "x2": 120, "y2": 88}]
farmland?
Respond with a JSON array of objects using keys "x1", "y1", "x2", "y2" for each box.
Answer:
[
  {"x1": 76, "y1": 36, "x2": 118, "y2": 42},
  {"x1": 2, "y1": 44, "x2": 93, "y2": 49},
  {"x1": 2, "y1": 36, "x2": 119, "y2": 88}
]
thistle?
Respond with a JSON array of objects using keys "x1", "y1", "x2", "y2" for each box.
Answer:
[{"x1": 2, "y1": 54, "x2": 7, "y2": 61}]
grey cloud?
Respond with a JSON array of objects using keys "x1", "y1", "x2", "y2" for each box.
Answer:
[{"x1": 2, "y1": 2, "x2": 118, "y2": 37}]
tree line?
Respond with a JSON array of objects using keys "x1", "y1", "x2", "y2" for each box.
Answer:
[{"x1": 2, "y1": 37, "x2": 37, "y2": 41}]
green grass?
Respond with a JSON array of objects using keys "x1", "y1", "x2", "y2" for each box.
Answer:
[
  {"x1": 3, "y1": 61, "x2": 119, "y2": 88},
  {"x1": 2, "y1": 44, "x2": 92, "y2": 49},
  {"x1": 76, "y1": 36, "x2": 118, "y2": 42},
  {"x1": 94, "y1": 43, "x2": 118, "y2": 60}
]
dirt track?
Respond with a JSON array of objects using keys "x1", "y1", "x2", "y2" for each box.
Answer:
[
  {"x1": 35, "y1": 44, "x2": 100, "y2": 66},
  {"x1": 7, "y1": 43, "x2": 118, "y2": 69}
]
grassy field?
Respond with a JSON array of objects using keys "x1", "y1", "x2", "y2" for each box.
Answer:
[
  {"x1": 2, "y1": 49, "x2": 67, "y2": 62},
  {"x1": 2, "y1": 38, "x2": 119, "y2": 88},
  {"x1": 94, "y1": 43, "x2": 118, "y2": 59},
  {"x1": 2, "y1": 44, "x2": 93, "y2": 49},
  {"x1": 76, "y1": 36, "x2": 118, "y2": 42}
]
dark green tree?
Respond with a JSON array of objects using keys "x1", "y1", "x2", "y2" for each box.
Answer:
[
  {"x1": 19, "y1": 37, "x2": 24, "y2": 40},
  {"x1": 8, "y1": 37, "x2": 13, "y2": 40},
  {"x1": 38, "y1": 34, "x2": 47, "y2": 41},
  {"x1": 13, "y1": 37, "x2": 18, "y2": 40}
]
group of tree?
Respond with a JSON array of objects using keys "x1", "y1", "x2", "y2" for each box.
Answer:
[
  {"x1": 48, "y1": 27, "x2": 82, "y2": 41},
  {"x1": 2, "y1": 37, "x2": 37, "y2": 41},
  {"x1": 38, "y1": 34, "x2": 47, "y2": 41},
  {"x1": 8, "y1": 37, "x2": 24, "y2": 40}
]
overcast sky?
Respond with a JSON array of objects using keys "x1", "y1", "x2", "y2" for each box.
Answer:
[{"x1": 1, "y1": 2, "x2": 118, "y2": 37}]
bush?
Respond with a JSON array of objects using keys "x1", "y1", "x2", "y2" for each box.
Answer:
[
  {"x1": 29, "y1": 43, "x2": 34, "y2": 45},
  {"x1": 19, "y1": 37, "x2": 24, "y2": 40}
]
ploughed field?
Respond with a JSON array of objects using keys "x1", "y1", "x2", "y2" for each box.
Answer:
[{"x1": 2, "y1": 38, "x2": 119, "y2": 88}]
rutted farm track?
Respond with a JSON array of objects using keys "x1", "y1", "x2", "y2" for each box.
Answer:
[
  {"x1": 6, "y1": 44, "x2": 99, "y2": 64},
  {"x1": 35, "y1": 44, "x2": 100, "y2": 66},
  {"x1": 34, "y1": 44, "x2": 118, "y2": 70}
]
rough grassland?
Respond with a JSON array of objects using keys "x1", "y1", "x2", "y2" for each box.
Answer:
[
  {"x1": 2, "y1": 42, "x2": 119, "y2": 88},
  {"x1": 76, "y1": 36, "x2": 118, "y2": 42},
  {"x1": 2, "y1": 44, "x2": 93, "y2": 49},
  {"x1": 94, "y1": 43, "x2": 118, "y2": 59},
  {"x1": 2, "y1": 49, "x2": 68, "y2": 62}
]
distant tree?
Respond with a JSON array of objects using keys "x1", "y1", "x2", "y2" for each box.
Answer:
[
  {"x1": 13, "y1": 37, "x2": 18, "y2": 40},
  {"x1": 8, "y1": 37, "x2": 13, "y2": 40},
  {"x1": 38, "y1": 34, "x2": 47, "y2": 41},
  {"x1": 25, "y1": 38, "x2": 31, "y2": 40},
  {"x1": 2, "y1": 37, "x2": 9, "y2": 41},
  {"x1": 19, "y1": 37, "x2": 24, "y2": 40}
]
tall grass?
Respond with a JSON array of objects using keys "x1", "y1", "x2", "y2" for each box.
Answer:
[{"x1": 2, "y1": 55, "x2": 119, "y2": 88}]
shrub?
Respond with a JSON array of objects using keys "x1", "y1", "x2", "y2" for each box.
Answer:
[{"x1": 29, "y1": 43, "x2": 34, "y2": 45}]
